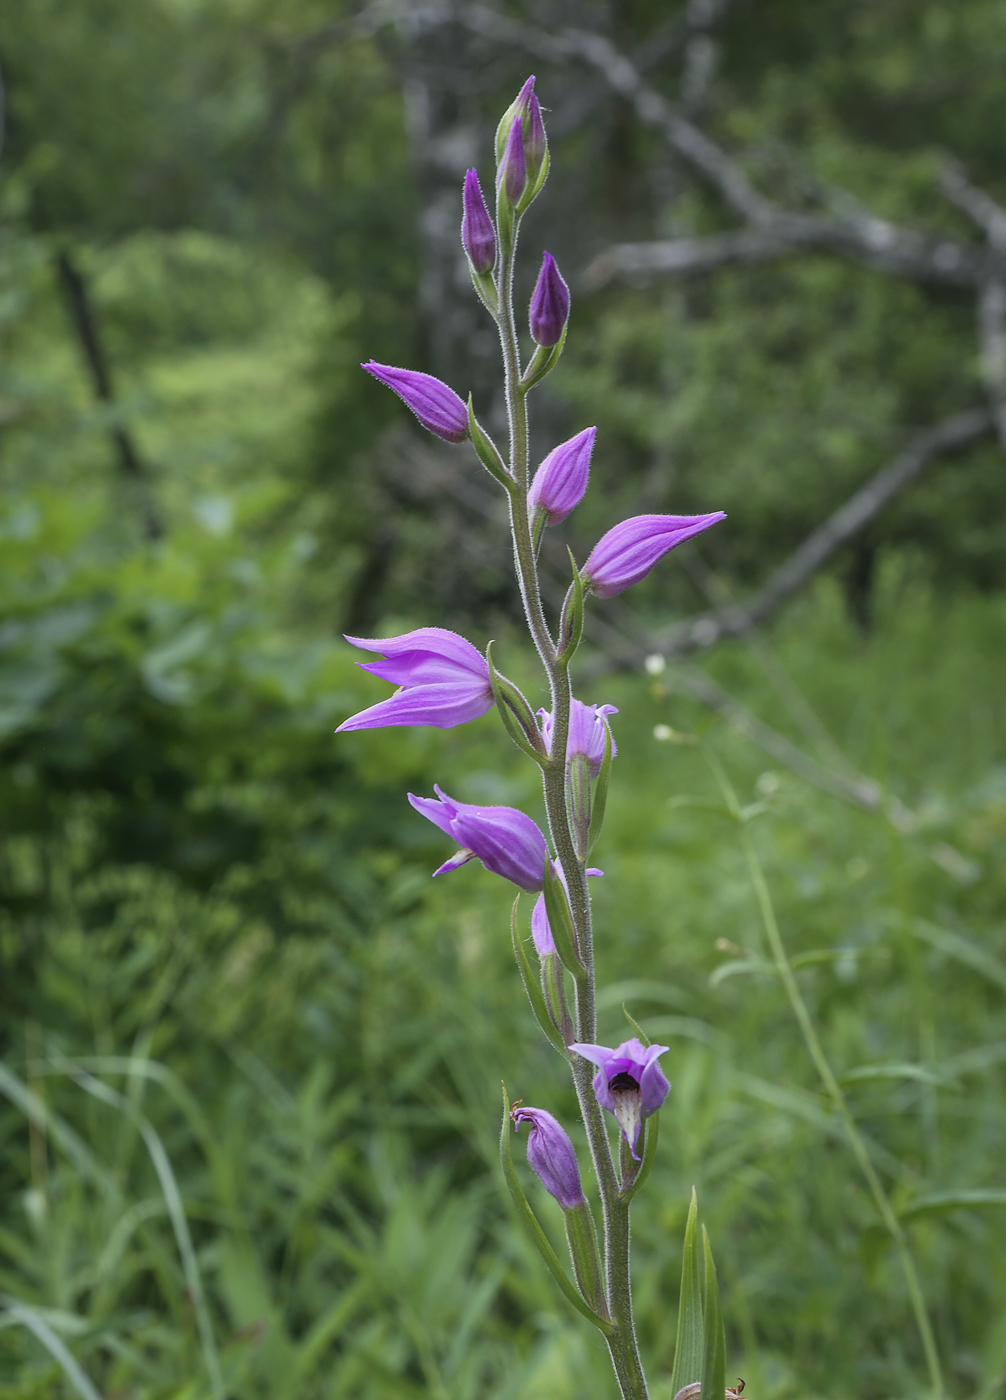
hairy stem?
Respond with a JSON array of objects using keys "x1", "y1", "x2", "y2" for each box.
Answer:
[{"x1": 497, "y1": 228, "x2": 648, "y2": 1400}]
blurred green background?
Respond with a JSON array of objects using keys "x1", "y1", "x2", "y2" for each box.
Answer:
[{"x1": 1, "y1": 3, "x2": 1005, "y2": 1398}]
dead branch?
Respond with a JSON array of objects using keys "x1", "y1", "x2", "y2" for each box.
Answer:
[
  {"x1": 647, "y1": 407, "x2": 994, "y2": 658},
  {"x1": 941, "y1": 163, "x2": 1006, "y2": 446},
  {"x1": 55, "y1": 251, "x2": 162, "y2": 539}
]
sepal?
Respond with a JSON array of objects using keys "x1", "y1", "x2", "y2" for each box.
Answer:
[
  {"x1": 541, "y1": 858, "x2": 585, "y2": 982},
  {"x1": 564, "y1": 1200, "x2": 609, "y2": 1321},
  {"x1": 510, "y1": 898, "x2": 569, "y2": 1058},
  {"x1": 468, "y1": 397, "x2": 511, "y2": 488},
  {"x1": 499, "y1": 1085, "x2": 615, "y2": 1335}
]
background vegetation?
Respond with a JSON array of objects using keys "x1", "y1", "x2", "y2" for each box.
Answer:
[{"x1": 1, "y1": 3, "x2": 1004, "y2": 1399}]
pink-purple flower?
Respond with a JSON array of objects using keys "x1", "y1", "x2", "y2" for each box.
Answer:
[
  {"x1": 511, "y1": 1104, "x2": 585, "y2": 1209},
  {"x1": 462, "y1": 168, "x2": 496, "y2": 274},
  {"x1": 336, "y1": 628, "x2": 493, "y2": 732},
  {"x1": 497, "y1": 113, "x2": 527, "y2": 204},
  {"x1": 538, "y1": 699, "x2": 617, "y2": 777},
  {"x1": 582, "y1": 513, "x2": 726, "y2": 597},
  {"x1": 531, "y1": 866, "x2": 602, "y2": 956},
  {"x1": 529, "y1": 252, "x2": 570, "y2": 347},
  {"x1": 363, "y1": 361, "x2": 469, "y2": 444},
  {"x1": 408, "y1": 785, "x2": 549, "y2": 892},
  {"x1": 569, "y1": 1038, "x2": 671, "y2": 1158},
  {"x1": 527, "y1": 427, "x2": 596, "y2": 526}
]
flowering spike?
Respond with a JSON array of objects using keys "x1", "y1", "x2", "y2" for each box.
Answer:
[
  {"x1": 362, "y1": 361, "x2": 469, "y2": 443},
  {"x1": 570, "y1": 1039, "x2": 671, "y2": 1159},
  {"x1": 528, "y1": 427, "x2": 595, "y2": 527},
  {"x1": 511, "y1": 1104, "x2": 586, "y2": 1209},
  {"x1": 529, "y1": 252, "x2": 570, "y2": 347},
  {"x1": 461, "y1": 168, "x2": 496, "y2": 275},
  {"x1": 582, "y1": 512, "x2": 727, "y2": 597},
  {"x1": 408, "y1": 785, "x2": 549, "y2": 892},
  {"x1": 337, "y1": 628, "x2": 493, "y2": 731},
  {"x1": 497, "y1": 115, "x2": 527, "y2": 205}
]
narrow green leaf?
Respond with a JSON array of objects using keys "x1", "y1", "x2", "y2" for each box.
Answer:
[
  {"x1": 898, "y1": 1189, "x2": 1006, "y2": 1223},
  {"x1": 700, "y1": 1225, "x2": 726, "y2": 1400},
  {"x1": 669, "y1": 1188, "x2": 704, "y2": 1396},
  {"x1": 510, "y1": 898, "x2": 569, "y2": 1059},
  {"x1": 542, "y1": 859, "x2": 586, "y2": 982},
  {"x1": 498, "y1": 1085, "x2": 614, "y2": 1334}
]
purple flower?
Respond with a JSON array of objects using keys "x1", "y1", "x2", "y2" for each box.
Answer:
[
  {"x1": 408, "y1": 785, "x2": 549, "y2": 892},
  {"x1": 582, "y1": 513, "x2": 726, "y2": 597},
  {"x1": 538, "y1": 699, "x2": 617, "y2": 777},
  {"x1": 569, "y1": 1039, "x2": 671, "y2": 1158},
  {"x1": 525, "y1": 92, "x2": 547, "y2": 181},
  {"x1": 527, "y1": 427, "x2": 595, "y2": 526},
  {"x1": 462, "y1": 168, "x2": 496, "y2": 274},
  {"x1": 529, "y1": 252, "x2": 570, "y2": 347},
  {"x1": 336, "y1": 628, "x2": 493, "y2": 732},
  {"x1": 363, "y1": 361, "x2": 469, "y2": 444},
  {"x1": 531, "y1": 866, "x2": 602, "y2": 956},
  {"x1": 511, "y1": 1104, "x2": 586, "y2": 1209},
  {"x1": 497, "y1": 114, "x2": 527, "y2": 205}
]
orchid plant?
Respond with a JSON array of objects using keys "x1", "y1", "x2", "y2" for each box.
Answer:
[{"x1": 340, "y1": 78, "x2": 728, "y2": 1400}]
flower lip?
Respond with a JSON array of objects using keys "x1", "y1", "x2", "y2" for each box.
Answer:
[{"x1": 569, "y1": 1038, "x2": 671, "y2": 1158}]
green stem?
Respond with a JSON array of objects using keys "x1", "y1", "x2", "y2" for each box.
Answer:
[
  {"x1": 496, "y1": 226, "x2": 648, "y2": 1400},
  {"x1": 707, "y1": 755, "x2": 943, "y2": 1400}
]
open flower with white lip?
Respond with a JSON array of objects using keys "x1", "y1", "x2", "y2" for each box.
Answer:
[{"x1": 569, "y1": 1038, "x2": 671, "y2": 1159}]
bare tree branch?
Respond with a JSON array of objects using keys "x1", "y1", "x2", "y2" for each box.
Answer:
[
  {"x1": 55, "y1": 251, "x2": 162, "y2": 540},
  {"x1": 941, "y1": 163, "x2": 1006, "y2": 445},
  {"x1": 647, "y1": 407, "x2": 993, "y2": 658}
]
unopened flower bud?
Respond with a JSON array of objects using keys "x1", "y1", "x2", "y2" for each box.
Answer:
[
  {"x1": 497, "y1": 115, "x2": 527, "y2": 205},
  {"x1": 495, "y1": 76, "x2": 537, "y2": 163},
  {"x1": 525, "y1": 93, "x2": 547, "y2": 181},
  {"x1": 511, "y1": 1104, "x2": 586, "y2": 1209},
  {"x1": 528, "y1": 427, "x2": 596, "y2": 526},
  {"x1": 461, "y1": 168, "x2": 496, "y2": 274},
  {"x1": 582, "y1": 512, "x2": 727, "y2": 597},
  {"x1": 363, "y1": 361, "x2": 469, "y2": 444},
  {"x1": 529, "y1": 252, "x2": 569, "y2": 347}
]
